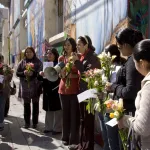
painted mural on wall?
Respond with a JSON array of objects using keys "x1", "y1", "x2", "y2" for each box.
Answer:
[
  {"x1": 66, "y1": 0, "x2": 128, "y2": 54},
  {"x1": 128, "y1": 0, "x2": 148, "y2": 37},
  {"x1": 27, "y1": 0, "x2": 45, "y2": 59}
]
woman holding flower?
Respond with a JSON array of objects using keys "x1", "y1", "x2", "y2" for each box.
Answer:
[
  {"x1": 71, "y1": 35, "x2": 101, "y2": 150},
  {"x1": 118, "y1": 39, "x2": 150, "y2": 149},
  {"x1": 105, "y1": 28, "x2": 144, "y2": 150},
  {"x1": 99, "y1": 44, "x2": 126, "y2": 150},
  {"x1": 58, "y1": 38, "x2": 80, "y2": 148},
  {"x1": 16, "y1": 47, "x2": 42, "y2": 129}
]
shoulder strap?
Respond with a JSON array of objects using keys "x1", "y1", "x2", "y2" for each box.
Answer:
[{"x1": 127, "y1": 123, "x2": 141, "y2": 150}]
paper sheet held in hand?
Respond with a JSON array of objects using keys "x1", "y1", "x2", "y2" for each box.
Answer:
[
  {"x1": 77, "y1": 89, "x2": 97, "y2": 103},
  {"x1": 43, "y1": 62, "x2": 54, "y2": 71},
  {"x1": 106, "y1": 118, "x2": 118, "y2": 127}
]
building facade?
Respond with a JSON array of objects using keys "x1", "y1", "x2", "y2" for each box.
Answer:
[
  {"x1": 0, "y1": 0, "x2": 149, "y2": 65},
  {"x1": 7, "y1": 0, "x2": 64, "y2": 66},
  {"x1": 64, "y1": 0, "x2": 149, "y2": 54},
  {"x1": 0, "y1": 8, "x2": 9, "y2": 64}
]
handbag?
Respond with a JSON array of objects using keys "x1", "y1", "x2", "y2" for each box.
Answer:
[
  {"x1": 127, "y1": 124, "x2": 141, "y2": 150},
  {"x1": 10, "y1": 81, "x2": 16, "y2": 95}
]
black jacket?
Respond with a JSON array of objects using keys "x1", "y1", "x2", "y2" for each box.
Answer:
[
  {"x1": 111, "y1": 56, "x2": 144, "y2": 112},
  {"x1": 38, "y1": 75, "x2": 61, "y2": 111},
  {"x1": 74, "y1": 49, "x2": 101, "y2": 93}
]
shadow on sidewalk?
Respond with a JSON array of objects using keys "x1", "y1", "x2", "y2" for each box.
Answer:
[
  {"x1": 0, "y1": 143, "x2": 12, "y2": 150},
  {"x1": 0, "y1": 115, "x2": 63, "y2": 150}
]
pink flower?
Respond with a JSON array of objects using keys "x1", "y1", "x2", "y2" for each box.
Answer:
[
  {"x1": 111, "y1": 104, "x2": 118, "y2": 111},
  {"x1": 29, "y1": 63, "x2": 34, "y2": 68}
]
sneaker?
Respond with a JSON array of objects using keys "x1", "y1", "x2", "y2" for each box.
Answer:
[
  {"x1": 0, "y1": 126, "x2": 4, "y2": 131},
  {"x1": 32, "y1": 124, "x2": 37, "y2": 129},
  {"x1": 52, "y1": 131, "x2": 61, "y2": 135},
  {"x1": 62, "y1": 140, "x2": 69, "y2": 146},
  {"x1": 23, "y1": 124, "x2": 30, "y2": 129},
  {"x1": 68, "y1": 144, "x2": 78, "y2": 150},
  {"x1": 43, "y1": 130, "x2": 52, "y2": 133}
]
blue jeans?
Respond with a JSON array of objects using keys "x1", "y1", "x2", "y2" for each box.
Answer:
[
  {"x1": 99, "y1": 113, "x2": 110, "y2": 150},
  {"x1": 0, "y1": 95, "x2": 5, "y2": 127},
  {"x1": 99, "y1": 113, "x2": 120, "y2": 150}
]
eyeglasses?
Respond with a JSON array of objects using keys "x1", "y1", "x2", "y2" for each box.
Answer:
[{"x1": 47, "y1": 52, "x2": 53, "y2": 55}]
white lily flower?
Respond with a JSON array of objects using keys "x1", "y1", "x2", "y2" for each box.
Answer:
[
  {"x1": 107, "y1": 52, "x2": 111, "y2": 57},
  {"x1": 118, "y1": 98, "x2": 124, "y2": 110},
  {"x1": 94, "y1": 102, "x2": 101, "y2": 112},
  {"x1": 94, "y1": 69, "x2": 103, "y2": 75},
  {"x1": 114, "y1": 111, "x2": 120, "y2": 118},
  {"x1": 102, "y1": 75, "x2": 108, "y2": 84},
  {"x1": 94, "y1": 81, "x2": 99, "y2": 86},
  {"x1": 86, "y1": 78, "x2": 89, "y2": 82}
]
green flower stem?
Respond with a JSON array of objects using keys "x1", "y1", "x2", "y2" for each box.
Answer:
[
  {"x1": 119, "y1": 129, "x2": 128, "y2": 150},
  {"x1": 26, "y1": 76, "x2": 30, "y2": 88}
]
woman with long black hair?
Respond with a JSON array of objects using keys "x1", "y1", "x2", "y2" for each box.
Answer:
[
  {"x1": 59, "y1": 38, "x2": 80, "y2": 148},
  {"x1": 71, "y1": 35, "x2": 101, "y2": 150},
  {"x1": 118, "y1": 39, "x2": 150, "y2": 149},
  {"x1": 105, "y1": 28, "x2": 144, "y2": 150}
]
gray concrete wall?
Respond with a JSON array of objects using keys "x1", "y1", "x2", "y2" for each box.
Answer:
[{"x1": 44, "y1": 0, "x2": 57, "y2": 41}]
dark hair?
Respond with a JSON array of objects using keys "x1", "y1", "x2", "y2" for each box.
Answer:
[
  {"x1": 105, "y1": 44, "x2": 120, "y2": 57},
  {"x1": 105, "y1": 44, "x2": 125, "y2": 64},
  {"x1": 62, "y1": 37, "x2": 77, "y2": 56},
  {"x1": 24, "y1": 46, "x2": 36, "y2": 58},
  {"x1": 0, "y1": 53, "x2": 4, "y2": 63},
  {"x1": 116, "y1": 28, "x2": 143, "y2": 47},
  {"x1": 133, "y1": 39, "x2": 150, "y2": 63},
  {"x1": 46, "y1": 47, "x2": 59, "y2": 63},
  {"x1": 78, "y1": 35, "x2": 95, "y2": 51}
]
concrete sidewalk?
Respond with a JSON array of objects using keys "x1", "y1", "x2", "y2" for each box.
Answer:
[{"x1": 0, "y1": 77, "x2": 102, "y2": 150}]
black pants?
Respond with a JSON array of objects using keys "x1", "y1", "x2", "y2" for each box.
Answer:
[
  {"x1": 24, "y1": 100, "x2": 39, "y2": 125},
  {"x1": 59, "y1": 94, "x2": 80, "y2": 145},
  {"x1": 5, "y1": 98, "x2": 10, "y2": 117},
  {"x1": 78, "y1": 102, "x2": 95, "y2": 150}
]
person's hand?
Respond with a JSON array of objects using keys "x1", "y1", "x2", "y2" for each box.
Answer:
[
  {"x1": 105, "y1": 82, "x2": 112, "y2": 92},
  {"x1": 71, "y1": 52, "x2": 79, "y2": 62},
  {"x1": 39, "y1": 71, "x2": 44, "y2": 77},
  {"x1": 118, "y1": 117, "x2": 125, "y2": 129},
  {"x1": 24, "y1": 70, "x2": 33, "y2": 76},
  {"x1": 24, "y1": 70, "x2": 28, "y2": 76},
  {"x1": 97, "y1": 92, "x2": 105, "y2": 100},
  {"x1": 59, "y1": 68, "x2": 66, "y2": 78},
  {"x1": 28, "y1": 71, "x2": 33, "y2": 76}
]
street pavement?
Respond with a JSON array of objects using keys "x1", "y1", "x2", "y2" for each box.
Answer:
[{"x1": 0, "y1": 77, "x2": 102, "y2": 150}]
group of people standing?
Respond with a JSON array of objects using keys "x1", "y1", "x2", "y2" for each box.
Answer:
[
  {"x1": 15, "y1": 35, "x2": 100, "y2": 150},
  {"x1": 16, "y1": 36, "x2": 100, "y2": 150},
  {"x1": 1, "y1": 27, "x2": 150, "y2": 150}
]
